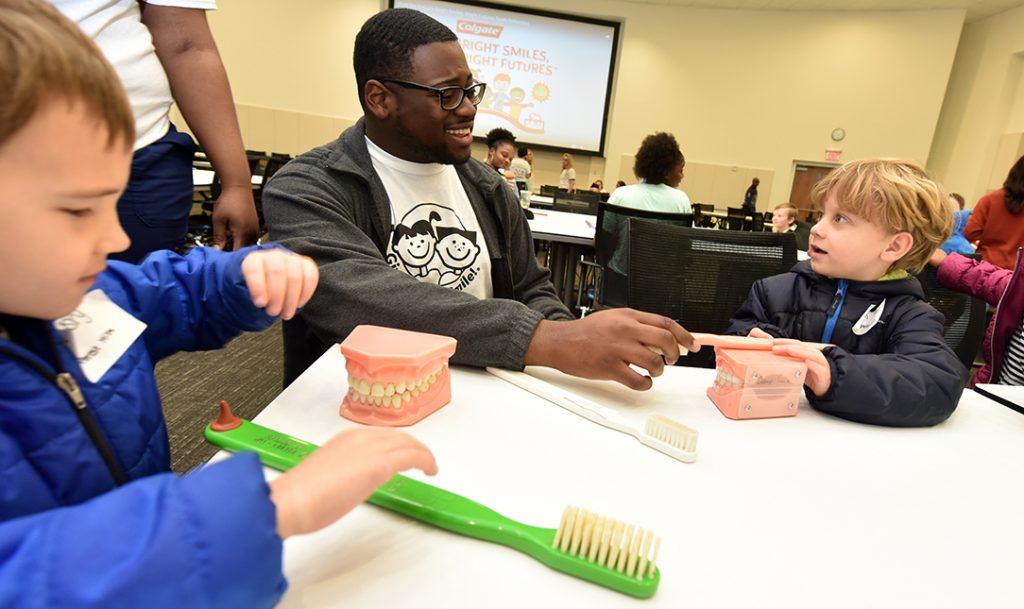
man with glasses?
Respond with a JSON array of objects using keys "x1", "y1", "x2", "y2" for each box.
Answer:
[{"x1": 264, "y1": 8, "x2": 694, "y2": 389}]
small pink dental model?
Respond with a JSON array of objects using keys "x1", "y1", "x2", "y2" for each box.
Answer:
[
  {"x1": 692, "y1": 333, "x2": 810, "y2": 420},
  {"x1": 340, "y1": 325, "x2": 457, "y2": 426}
]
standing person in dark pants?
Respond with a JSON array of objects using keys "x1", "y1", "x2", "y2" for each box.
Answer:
[
  {"x1": 51, "y1": 0, "x2": 259, "y2": 262},
  {"x1": 742, "y1": 177, "x2": 760, "y2": 215}
]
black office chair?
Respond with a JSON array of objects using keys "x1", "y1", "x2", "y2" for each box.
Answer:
[
  {"x1": 691, "y1": 203, "x2": 715, "y2": 228},
  {"x1": 723, "y1": 207, "x2": 747, "y2": 231},
  {"x1": 553, "y1": 190, "x2": 601, "y2": 215},
  {"x1": 916, "y1": 263, "x2": 987, "y2": 371},
  {"x1": 583, "y1": 202, "x2": 693, "y2": 310},
  {"x1": 750, "y1": 211, "x2": 765, "y2": 232},
  {"x1": 540, "y1": 184, "x2": 560, "y2": 196},
  {"x1": 793, "y1": 221, "x2": 812, "y2": 251},
  {"x1": 628, "y1": 222, "x2": 798, "y2": 367}
]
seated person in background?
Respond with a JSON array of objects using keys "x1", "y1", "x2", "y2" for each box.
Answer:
[
  {"x1": 614, "y1": 179, "x2": 627, "y2": 189},
  {"x1": 964, "y1": 155, "x2": 1024, "y2": 270},
  {"x1": 484, "y1": 127, "x2": 517, "y2": 191},
  {"x1": 939, "y1": 192, "x2": 975, "y2": 255},
  {"x1": 589, "y1": 179, "x2": 604, "y2": 192},
  {"x1": 0, "y1": 2, "x2": 437, "y2": 606},
  {"x1": 602, "y1": 132, "x2": 692, "y2": 303},
  {"x1": 509, "y1": 145, "x2": 532, "y2": 183},
  {"x1": 263, "y1": 8, "x2": 694, "y2": 391},
  {"x1": 772, "y1": 202, "x2": 810, "y2": 250},
  {"x1": 771, "y1": 202, "x2": 798, "y2": 233},
  {"x1": 726, "y1": 159, "x2": 966, "y2": 427},
  {"x1": 930, "y1": 247, "x2": 1023, "y2": 386},
  {"x1": 559, "y1": 152, "x2": 576, "y2": 191},
  {"x1": 608, "y1": 132, "x2": 691, "y2": 215}
]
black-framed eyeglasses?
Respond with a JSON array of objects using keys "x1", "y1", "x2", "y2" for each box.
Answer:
[{"x1": 379, "y1": 79, "x2": 487, "y2": 111}]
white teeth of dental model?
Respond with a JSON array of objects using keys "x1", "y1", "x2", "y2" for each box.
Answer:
[
  {"x1": 348, "y1": 367, "x2": 445, "y2": 408},
  {"x1": 714, "y1": 370, "x2": 742, "y2": 388}
]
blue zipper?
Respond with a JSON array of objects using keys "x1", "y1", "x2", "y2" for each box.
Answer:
[{"x1": 821, "y1": 279, "x2": 849, "y2": 343}]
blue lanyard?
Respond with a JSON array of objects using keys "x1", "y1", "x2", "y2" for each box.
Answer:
[{"x1": 821, "y1": 279, "x2": 849, "y2": 344}]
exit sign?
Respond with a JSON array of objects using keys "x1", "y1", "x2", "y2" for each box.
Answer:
[{"x1": 825, "y1": 149, "x2": 842, "y2": 162}]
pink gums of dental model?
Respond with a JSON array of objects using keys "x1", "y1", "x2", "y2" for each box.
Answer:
[
  {"x1": 340, "y1": 325, "x2": 458, "y2": 427},
  {"x1": 692, "y1": 332, "x2": 809, "y2": 420}
]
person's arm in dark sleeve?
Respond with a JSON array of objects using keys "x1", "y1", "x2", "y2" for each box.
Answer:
[{"x1": 808, "y1": 305, "x2": 967, "y2": 427}]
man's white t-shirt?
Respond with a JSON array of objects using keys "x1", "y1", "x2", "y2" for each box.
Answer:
[
  {"x1": 366, "y1": 137, "x2": 494, "y2": 300},
  {"x1": 51, "y1": 0, "x2": 217, "y2": 150}
]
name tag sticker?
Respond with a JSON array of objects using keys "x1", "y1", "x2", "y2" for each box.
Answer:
[
  {"x1": 852, "y1": 299, "x2": 886, "y2": 336},
  {"x1": 56, "y1": 290, "x2": 147, "y2": 383}
]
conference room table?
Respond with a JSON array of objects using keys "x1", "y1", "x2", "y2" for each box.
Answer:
[
  {"x1": 192, "y1": 168, "x2": 263, "y2": 190},
  {"x1": 220, "y1": 346, "x2": 1024, "y2": 609},
  {"x1": 526, "y1": 208, "x2": 595, "y2": 308}
]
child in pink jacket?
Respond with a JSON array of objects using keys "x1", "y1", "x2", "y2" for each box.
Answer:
[{"x1": 932, "y1": 249, "x2": 1024, "y2": 385}]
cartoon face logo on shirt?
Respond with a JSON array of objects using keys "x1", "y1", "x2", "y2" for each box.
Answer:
[
  {"x1": 391, "y1": 211, "x2": 441, "y2": 277},
  {"x1": 387, "y1": 204, "x2": 483, "y2": 292},
  {"x1": 436, "y1": 226, "x2": 480, "y2": 270}
]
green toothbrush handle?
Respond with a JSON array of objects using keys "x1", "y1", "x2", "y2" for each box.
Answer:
[
  {"x1": 204, "y1": 420, "x2": 553, "y2": 551},
  {"x1": 368, "y1": 475, "x2": 556, "y2": 553},
  {"x1": 205, "y1": 419, "x2": 660, "y2": 598}
]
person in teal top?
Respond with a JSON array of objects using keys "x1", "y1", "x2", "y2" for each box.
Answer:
[
  {"x1": 608, "y1": 132, "x2": 691, "y2": 215},
  {"x1": 605, "y1": 132, "x2": 691, "y2": 287}
]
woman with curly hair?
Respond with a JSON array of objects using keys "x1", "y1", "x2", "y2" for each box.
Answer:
[
  {"x1": 965, "y1": 154, "x2": 1024, "y2": 269},
  {"x1": 483, "y1": 127, "x2": 517, "y2": 191},
  {"x1": 608, "y1": 132, "x2": 691, "y2": 213},
  {"x1": 602, "y1": 132, "x2": 691, "y2": 305}
]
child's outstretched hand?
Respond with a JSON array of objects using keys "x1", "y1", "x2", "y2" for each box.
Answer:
[
  {"x1": 269, "y1": 427, "x2": 438, "y2": 538},
  {"x1": 770, "y1": 342, "x2": 831, "y2": 397},
  {"x1": 241, "y1": 250, "x2": 319, "y2": 319},
  {"x1": 746, "y1": 328, "x2": 832, "y2": 396}
]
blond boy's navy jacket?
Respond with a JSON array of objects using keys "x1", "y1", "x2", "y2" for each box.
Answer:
[
  {"x1": 727, "y1": 261, "x2": 968, "y2": 427},
  {"x1": 0, "y1": 248, "x2": 286, "y2": 608}
]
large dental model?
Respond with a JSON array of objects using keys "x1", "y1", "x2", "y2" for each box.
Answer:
[
  {"x1": 340, "y1": 325, "x2": 457, "y2": 426},
  {"x1": 692, "y1": 333, "x2": 809, "y2": 420}
]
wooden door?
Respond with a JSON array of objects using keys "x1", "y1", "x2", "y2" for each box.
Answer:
[{"x1": 789, "y1": 164, "x2": 835, "y2": 221}]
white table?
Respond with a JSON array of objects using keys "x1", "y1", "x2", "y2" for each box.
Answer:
[
  {"x1": 526, "y1": 208, "x2": 595, "y2": 308},
  {"x1": 234, "y1": 348, "x2": 1024, "y2": 609},
  {"x1": 973, "y1": 383, "x2": 1024, "y2": 415},
  {"x1": 192, "y1": 168, "x2": 263, "y2": 189}
]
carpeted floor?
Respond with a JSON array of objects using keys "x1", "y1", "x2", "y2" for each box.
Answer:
[{"x1": 155, "y1": 321, "x2": 283, "y2": 473}]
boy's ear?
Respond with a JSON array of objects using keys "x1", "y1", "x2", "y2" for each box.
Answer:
[
  {"x1": 364, "y1": 80, "x2": 394, "y2": 120},
  {"x1": 880, "y1": 231, "x2": 914, "y2": 263}
]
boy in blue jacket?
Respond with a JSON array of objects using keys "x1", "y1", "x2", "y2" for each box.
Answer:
[
  {"x1": 0, "y1": 2, "x2": 438, "y2": 607},
  {"x1": 723, "y1": 159, "x2": 968, "y2": 426}
]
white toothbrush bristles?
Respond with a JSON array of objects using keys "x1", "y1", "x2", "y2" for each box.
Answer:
[
  {"x1": 553, "y1": 506, "x2": 661, "y2": 580},
  {"x1": 645, "y1": 414, "x2": 699, "y2": 458}
]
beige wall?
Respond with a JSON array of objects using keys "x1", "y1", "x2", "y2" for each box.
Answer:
[
  {"x1": 929, "y1": 3, "x2": 1024, "y2": 205},
  {"x1": 200, "y1": 1, "x2": 965, "y2": 211}
]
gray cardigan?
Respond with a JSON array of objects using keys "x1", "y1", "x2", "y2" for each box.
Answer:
[{"x1": 263, "y1": 119, "x2": 573, "y2": 384}]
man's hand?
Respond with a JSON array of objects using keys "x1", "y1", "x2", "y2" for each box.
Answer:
[
  {"x1": 212, "y1": 185, "x2": 259, "y2": 250},
  {"x1": 241, "y1": 249, "x2": 318, "y2": 319},
  {"x1": 269, "y1": 428, "x2": 437, "y2": 538},
  {"x1": 524, "y1": 308, "x2": 695, "y2": 390}
]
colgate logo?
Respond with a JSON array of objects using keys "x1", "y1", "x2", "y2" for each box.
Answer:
[{"x1": 457, "y1": 20, "x2": 503, "y2": 38}]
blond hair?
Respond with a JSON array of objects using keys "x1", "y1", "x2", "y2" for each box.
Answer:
[
  {"x1": 0, "y1": 0, "x2": 134, "y2": 149},
  {"x1": 773, "y1": 202, "x2": 797, "y2": 221},
  {"x1": 811, "y1": 159, "x2": 952, "y2": 274}
]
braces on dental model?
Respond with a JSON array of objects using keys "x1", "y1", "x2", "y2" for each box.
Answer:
[{"x1": 340, "y1": 325, "x2": 457, "y2": 427}]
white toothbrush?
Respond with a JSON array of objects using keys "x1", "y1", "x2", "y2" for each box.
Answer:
[{"x1": 486, "y1": 367, "x2": 698, "y2": 463}]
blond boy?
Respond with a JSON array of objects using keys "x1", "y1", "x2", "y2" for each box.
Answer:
[
  {"x1": 0, "y1": 1, "x2": 435, "y2": 606},
  {"x1": 724, "y1": 159, "x2": 966, "y2": 426},
  {"x1": 771, "y1": 202, "x2": 798, "y2": 233}
]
